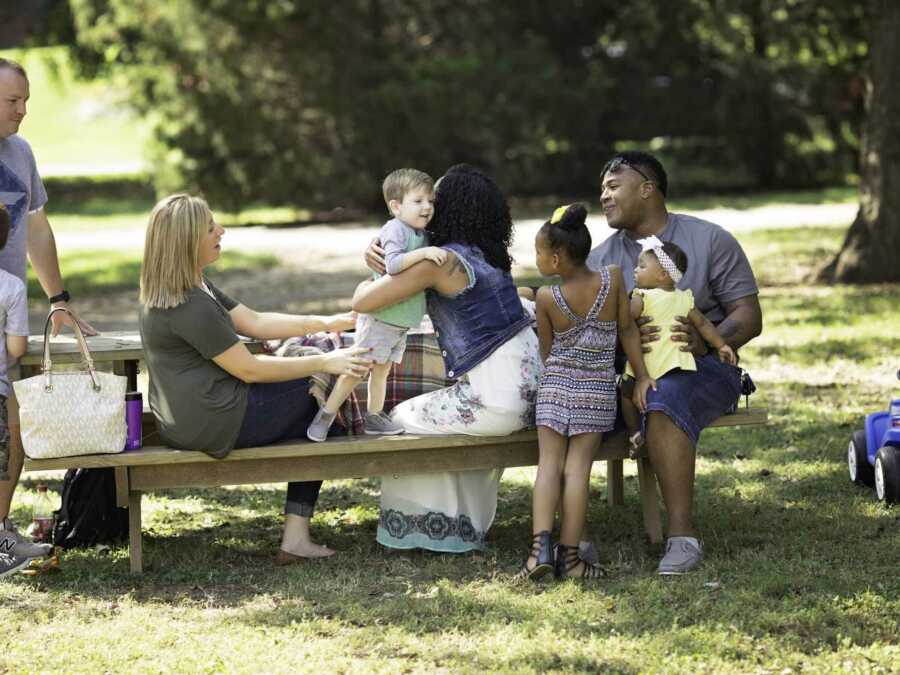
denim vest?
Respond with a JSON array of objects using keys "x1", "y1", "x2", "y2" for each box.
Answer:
[{"x1": 426, "y1": 242, "x2": 533, "y2": 378}]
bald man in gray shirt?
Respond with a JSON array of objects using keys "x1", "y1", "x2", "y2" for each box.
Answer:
[
  {"x1": 1, "y1": 58, "x2": 96, "y2": 576},
  {"x1": 589, "y1": 151, "x2": 762, "y2": 576}
]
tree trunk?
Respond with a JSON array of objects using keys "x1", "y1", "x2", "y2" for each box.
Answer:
[{"x1": 821, "y1": 0, "x2": 900, "y2": 283}]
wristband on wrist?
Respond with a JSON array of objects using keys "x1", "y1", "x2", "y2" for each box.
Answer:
[{"x1": 48, "y1": 290, "x2": 70, "y2": 304}]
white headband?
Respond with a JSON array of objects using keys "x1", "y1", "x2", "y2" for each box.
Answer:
[{"x1": 639, "y1": 235, "x2": 683, "y2": 284}]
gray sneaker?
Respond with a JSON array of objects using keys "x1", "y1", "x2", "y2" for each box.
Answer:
[
  {"x1": 0, "y1": 549, "x2": 33, "y2": 578},
  {"x1": 1, "y1": 519, "x2": 53, "y2": 559},
  {"x1": 578, "y1": 540, "x2": 599, "y2": 566},
  {"x1": 364, "y1": 412, "x2": 405, "y2": 436},
  {"x1": 306, "y1": 409, "x2": 337, "y2": 442},
  {"x1": 657, "y1": 536, "x2": 703, "y2": 576}
]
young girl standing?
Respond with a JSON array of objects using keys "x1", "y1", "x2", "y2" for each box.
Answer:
[{"x1": 519, "y1": 204, "x2": 653, "y2": 580}]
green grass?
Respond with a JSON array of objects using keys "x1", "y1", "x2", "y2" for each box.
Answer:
[
  {"x1": 5, "y1": 215, "x2": 899, "y2": 672},
  {"x1": 26, "y1": 250, "x2": 278, "y2": 298},
  {"x1": 0, "y1": 47, "x2": 147, "y2": 174},
  {"x1": 667, "y1": 185, "x2": 857, "y2": 212}
]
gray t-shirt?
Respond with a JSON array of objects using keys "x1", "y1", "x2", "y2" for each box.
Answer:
[
  {"x1": 586, "y1": 212, "x2": 758, "y2": 325},
  {"x1": 140, "y1": 279, "x2": 248, "y2": 458},
  {"x1": 0, "y1": 134, "x2": 48, "y2": 282},
  {"x1": 0, "y1": 268, "x2": 28, "y2": 398}
]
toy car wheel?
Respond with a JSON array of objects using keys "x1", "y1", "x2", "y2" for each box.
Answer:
[
  {"x1": 875, "y1": 446, "x2": 900, "y2": 503},
  {"x1": 848, "y1": 430, "x2": 874, "y2": 487}
]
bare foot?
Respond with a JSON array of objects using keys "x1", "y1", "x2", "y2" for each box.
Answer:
[{"x1": 282, "y1": 541, "x2": 336, "y2": 558}]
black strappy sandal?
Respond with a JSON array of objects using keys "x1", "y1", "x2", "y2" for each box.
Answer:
[
  {"x1": 555, "y1": 543, "x2": 604, "y2": 580},
  {"x1": 515, "y1": 531, "x2": 554, "y2": 581}
]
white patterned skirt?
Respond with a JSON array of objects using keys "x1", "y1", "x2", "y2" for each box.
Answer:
[{"x1": 377, "y1": 326, "x2": 541, "y2": 552}]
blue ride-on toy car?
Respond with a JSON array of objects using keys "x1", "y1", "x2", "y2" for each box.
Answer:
[{"x1": 847, "y1": 369, "x2": 900, "y2": 503}]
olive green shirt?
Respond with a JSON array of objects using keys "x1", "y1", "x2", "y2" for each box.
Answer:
[{"x1": 139, "y1": 279, "x2": 247, "y2": 458}]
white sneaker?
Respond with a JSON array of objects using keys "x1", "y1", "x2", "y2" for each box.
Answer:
[
  {"x1": 1, "y1": 518, "x2": 53, "y2": 559},
  {"x1": 657, "y1": 536, "x2": 703, "y2": 575}
]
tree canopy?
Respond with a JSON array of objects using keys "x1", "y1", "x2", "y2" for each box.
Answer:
[{"x1": 66, "y1": 1, "x2": 866, "y2": 210}]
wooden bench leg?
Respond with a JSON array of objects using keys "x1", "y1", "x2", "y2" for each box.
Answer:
[
  {"x1": 114, "y1": 467, "x2": 129, "y2": 509},
  {"x1": 128, "y1": 490, "x2": 143, "y2": 574},
  {"x1": 637, "y1": 457, "x2": 664, "y2": 544},
  {"x1": 606, "y1": 459, "x2": 624, "y2": 506}
]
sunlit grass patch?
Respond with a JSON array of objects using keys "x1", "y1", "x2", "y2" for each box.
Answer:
[
  {"x1": 26, "y1": 249, "x2": 278, "y2": 297},
  {"x1": 736, "y1": 224, "x2": 846, "y2": 286},
  {"x1": 6, "y1": 206, "x2": 900, "y2": 673}
]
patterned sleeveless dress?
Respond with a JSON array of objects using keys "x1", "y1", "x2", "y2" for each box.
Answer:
[{"x1": 535, "y1": 267, "x2": 618, "y2": 436}]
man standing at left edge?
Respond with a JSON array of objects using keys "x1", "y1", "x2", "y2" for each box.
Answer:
[{"x1": 0, "y1": 57, "x2": 97, "y2": 578}]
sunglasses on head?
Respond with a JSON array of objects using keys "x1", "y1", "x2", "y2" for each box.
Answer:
[{"x1": 605, "y1": 157, "x2": 653, "y2": 183}]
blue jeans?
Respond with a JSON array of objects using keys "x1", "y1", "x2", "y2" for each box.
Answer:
[
  {"x1": 642, "y1": 354, "x2": 742, "y2": 446},
  {"x1": 234, "y1": 378, "x2": 324, "y2": 517}
]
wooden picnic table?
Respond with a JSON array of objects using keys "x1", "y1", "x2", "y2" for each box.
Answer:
[
  {"x1": 20, "y1": 331, "x2": 767, "y2": 574},
  {"x1": 20, "y1": 331, "x2": 144, "y2": 388}
]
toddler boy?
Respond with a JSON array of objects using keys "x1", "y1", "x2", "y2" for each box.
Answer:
[{"x1": 307, "y1": 168, "x2": 445, "y2": 440}]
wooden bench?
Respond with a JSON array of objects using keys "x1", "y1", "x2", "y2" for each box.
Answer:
[{"x1": 20, "y1": 332, "x2": 767, "y2": 573}]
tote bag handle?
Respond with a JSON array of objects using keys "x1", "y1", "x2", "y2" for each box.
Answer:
[{"x1": 40, "y1": 307, "x2": 101, "y2": 393}]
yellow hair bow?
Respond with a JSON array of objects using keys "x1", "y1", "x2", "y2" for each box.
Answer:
[{"x1": 550, "y1": 204, "x2": 571, "y2": 225}]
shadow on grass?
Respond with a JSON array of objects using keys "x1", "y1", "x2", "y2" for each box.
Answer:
[{"x1": 20, "y1": 412, "x2": 899, "y2": 661}]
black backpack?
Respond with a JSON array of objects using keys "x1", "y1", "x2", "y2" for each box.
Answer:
[{"x1": 52, "y1": 468, "x2": 129, "y2": 549}]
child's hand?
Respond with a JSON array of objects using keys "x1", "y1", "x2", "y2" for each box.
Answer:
[
  {"x1": 632, "y1": 375, "x2": 657, "y2": 412},
  {"x1": 718, "y1": 344, "x2": 737, "y2": 365},
  {"x1": 423, "y1": 247, "x2": 447, "y2": 266}
]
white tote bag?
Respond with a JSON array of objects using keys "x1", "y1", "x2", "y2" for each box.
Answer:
[{"x1": 13, "y1": 308, "x2": 127, "y2": 459}]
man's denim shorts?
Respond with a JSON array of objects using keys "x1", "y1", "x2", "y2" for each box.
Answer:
[{"x1": 642, "y1": 353, "x2": 742, "y2": 446}]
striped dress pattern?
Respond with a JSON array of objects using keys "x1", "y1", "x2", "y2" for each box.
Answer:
[{"x1": 535, "y1": 267, "x2": 618, "y2": 436}]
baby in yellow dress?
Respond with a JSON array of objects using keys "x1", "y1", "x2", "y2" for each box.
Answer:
[{"x1": 621, "y1": 236, "x2": 736, "y2": 453}]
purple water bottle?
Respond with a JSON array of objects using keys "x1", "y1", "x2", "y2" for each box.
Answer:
[{"x1": 125, "y1": 391, "x2": 143, "y2": 450}]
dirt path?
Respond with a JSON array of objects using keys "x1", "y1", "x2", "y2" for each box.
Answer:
[{"x1": 38, "y1": 203, "x2": 856, "y2": 332}]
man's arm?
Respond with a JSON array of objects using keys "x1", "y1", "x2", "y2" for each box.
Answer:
[
  {"x1": 27, "y1": 209, "x2": 97, "y2": 336},
  {"x1": 672, "y1": 293, "x2": 762, "y2": 355},
  {"x1": 26, "y1": 209, "x2": 63, "y2": 298},
  {"x1": 714, "y1": 294, "x2": 762, "y2": 351}
]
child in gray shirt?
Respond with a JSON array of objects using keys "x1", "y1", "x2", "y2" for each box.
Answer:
[
  {"x1": 307, "y1": 168, "x2": 446, "y2": 441},
  {"x1": 0, "y1": 205, "x2": 29, "y2": 480}
]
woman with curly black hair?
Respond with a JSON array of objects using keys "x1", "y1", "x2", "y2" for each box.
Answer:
[{"x1": 354, "y1": 164, "x2": 541, "y2": 553}]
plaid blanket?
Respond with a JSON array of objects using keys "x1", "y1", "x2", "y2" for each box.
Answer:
[{"x1": 278, "y1": 327, "x2": 453, "y2": 435}]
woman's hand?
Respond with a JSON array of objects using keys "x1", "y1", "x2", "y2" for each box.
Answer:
[
  {"x1": 322, "y1": 346, "x2": 373, "y2": 378},
  {"x1": 632, "y1": 375, "x2": 657, "y2": 412},
  {"x1": 364, "y1": 237, "x2": 386, "y2": 274},
  {"x1": 325, "y1": 311, "x2": 357, "y2": 332}
]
